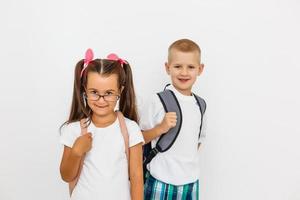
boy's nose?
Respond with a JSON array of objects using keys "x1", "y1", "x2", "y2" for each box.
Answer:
[{"x1": 180, "y1": 68, "x2": 188, "y2": 75}]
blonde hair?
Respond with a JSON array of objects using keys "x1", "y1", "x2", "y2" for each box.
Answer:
[{"x1": 168, "y1": 39, "x2": 201, "y2": 61}]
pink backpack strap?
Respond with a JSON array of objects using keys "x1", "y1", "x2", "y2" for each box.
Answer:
[
  {"x1": 117, "y1": 111, "x2": 130, "y2": 166},
  {"x1": 69, "y1": 119, "x2": 87, "y2": 196}
]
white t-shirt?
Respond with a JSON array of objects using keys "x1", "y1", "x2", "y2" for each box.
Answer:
[
  {"x1": 139, "y1": 85, "x2": 207, "y2": 185},
  {"x1": 60, "y1": 117, "x2": 144, "y2": 200}
]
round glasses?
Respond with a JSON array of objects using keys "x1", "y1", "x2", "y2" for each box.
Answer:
[{"x1": 85, "y1": 92, "x2": 120, "y2": 102}]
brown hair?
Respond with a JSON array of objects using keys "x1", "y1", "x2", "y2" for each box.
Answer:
[
  {"x1": 62, "y1": 58, "x2": 138, "y2": 128},
  {"x1": 168, "y1": 38, "x2": 201, "y2": 61}
]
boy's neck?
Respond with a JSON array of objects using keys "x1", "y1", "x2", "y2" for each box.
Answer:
[
  {"x1": 171, "y1": 84, "x2": 193, "y2": 96},
  {"x1": 91, "y1": 112, "x2": 117, "y2": 128}
]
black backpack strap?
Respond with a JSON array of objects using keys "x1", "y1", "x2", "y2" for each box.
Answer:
[
  {"x1": 193, "y1": 94, "x2": 206, "y2": 138},
  {"x1": 143, "y1": 89, "x2": 183, "y2": 168},
  {"x1": 163, "y1": 83, "x2": 171, "y2": 91},
  {"x1": 156, "y1": 89, "x2": 183, "y2": 152}
]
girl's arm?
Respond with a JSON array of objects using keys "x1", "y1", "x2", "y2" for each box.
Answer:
[
  {"x1": 60, "y1": 133, "x2": 92, "y2": 182},
  {"x1": 60, "y1": 146, "x2": 83, "y2": 182},
  {"x1": 129, "y1": 143, "x2": 144, "y2": 200}
]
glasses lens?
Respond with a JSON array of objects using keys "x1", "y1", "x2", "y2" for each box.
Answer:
[
  {"x1": 104, "y1": 95, "x2": 119, "y2": 102},
  {"x1": 87, "y1": 92, "x2": 99, "y2": 101}
]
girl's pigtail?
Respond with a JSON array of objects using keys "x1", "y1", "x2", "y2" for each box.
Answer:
[
  {"x1": 68, "y1": 60, "x2": 90, "y2": 123},
  {"x1": 119, "y1": 63, "x2": 138, "y2": 123}
]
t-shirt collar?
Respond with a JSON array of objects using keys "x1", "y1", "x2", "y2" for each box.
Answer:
[{"x1": 166, "y1": 84, "x2": 195, "y2": 102}]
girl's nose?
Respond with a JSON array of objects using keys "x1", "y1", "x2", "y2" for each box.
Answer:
[{"x1": 98, "y1": 96, "x2": 106, "y2": 103}]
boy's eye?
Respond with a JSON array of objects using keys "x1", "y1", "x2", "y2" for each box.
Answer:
[
  {"x1": 174, "y1": 65, "x2": 181, "y2": 68},
  {"x1": 188, "y1": 65, "x2": 195, "y2": 69}
]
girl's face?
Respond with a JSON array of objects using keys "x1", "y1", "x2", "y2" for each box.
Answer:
[{"x1": 85, "y1": 72, "x2": 120, "y2": 118}]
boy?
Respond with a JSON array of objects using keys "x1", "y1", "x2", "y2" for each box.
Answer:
[{"x1": 140, "y1": 39, "x2": 207, "y2": 199}]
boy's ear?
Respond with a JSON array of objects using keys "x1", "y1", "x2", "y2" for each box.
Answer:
[
  {"x1": 198, "y1": 63, "x2": 205, "y2": 75},
  {"x1": 165, "y1": 62, "x2": 171, "y2": 75}
]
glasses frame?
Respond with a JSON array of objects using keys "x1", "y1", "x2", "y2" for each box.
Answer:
[{"x1": 84, "y1": 92, "x2": 120, "y2": 102}]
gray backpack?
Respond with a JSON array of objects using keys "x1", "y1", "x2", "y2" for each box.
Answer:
[{"x1": 143, "y1": 85, "x2": 206, "y2": 179}]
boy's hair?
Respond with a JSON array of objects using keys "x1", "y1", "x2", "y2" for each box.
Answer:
[
  {"x1": 168, "y1": 38, "x2": 201, "y2": 61},
  {"x1": 62, "y1": 58, "x2": 138, "y2": 127}
]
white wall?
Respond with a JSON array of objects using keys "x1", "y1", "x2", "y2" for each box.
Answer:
[{"x1": 0, "y1": 0, "x2": 299, "y2": 199}]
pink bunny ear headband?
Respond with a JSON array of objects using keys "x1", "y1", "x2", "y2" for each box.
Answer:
[
  {"x1": 80, "y1": 49, "x2": 128, "y2": 78},
  {"x1": 80, "y1": 48, "x2": 94, "y2": 77},
  {"x1": 106, "y1": 53, "x2": 128, "y2": 67}
]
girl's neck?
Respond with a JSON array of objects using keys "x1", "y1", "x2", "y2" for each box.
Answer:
[{"x1": 91, "y1": 112, "x2": 117, "y2": 128}]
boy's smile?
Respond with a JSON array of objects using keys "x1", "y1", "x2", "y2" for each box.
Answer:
[{"x1": 165, "y1": 49, "x2": 204, "y2": 96}]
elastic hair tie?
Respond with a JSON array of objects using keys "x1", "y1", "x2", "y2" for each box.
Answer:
[
  {"x1": 80, "y1": 48, "x2": 94, "y2": 77},
  {"x1": 107, "y1": 53, "x2": 128, "y2": 67}
]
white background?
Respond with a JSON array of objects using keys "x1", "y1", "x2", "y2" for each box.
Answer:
[{"x1": 0, "y1": 0, "x2": 299, "y2": 199}]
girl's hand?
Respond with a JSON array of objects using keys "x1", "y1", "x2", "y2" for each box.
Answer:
[
  {"x1": 158, "y1": 112, "x2": 177, "y2": 134},
  {"x1": 71, "y1": 133, "x2": 93, "y2": 157}
]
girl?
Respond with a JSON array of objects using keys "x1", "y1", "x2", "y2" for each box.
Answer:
[{"x1": 59, "y1": 49, "x2": 144, "y2": 200}]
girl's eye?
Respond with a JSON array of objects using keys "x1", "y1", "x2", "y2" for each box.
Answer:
[
  {"x1": 188, "y1": 65, "x2": 195, "y2": 69},
  {"x1": 90, "y1": 91, "x2": 97, "y2": 94},
  {"x1": 105, "y1": 91, "x2": 114, "y2": 95},
  {"x1": 88, "y1": 91, "x2": 98, "y2": 96},
  {"x1": 174, "y1": 65, "x2": 181, "y2": 68}
]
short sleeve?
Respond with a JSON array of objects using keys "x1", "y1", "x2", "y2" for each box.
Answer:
[
  {"x1": 59, "y1": 122, "x2": 81, "y2": 148},
  {"x1": 198, "y1": 111, "x2": 207, "y2": 144},
  {"x1": 125, "y1": 119, "x2": 145, "y2": 147},
  {"x1": 138, "y1": 94, "x2": 165, "y2": 131}
]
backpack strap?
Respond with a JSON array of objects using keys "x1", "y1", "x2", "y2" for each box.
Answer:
[
  {"x1": 156, "y1": 89, "x2": 183, "y2": 152},
  {"x1": 69, "y1": 118, "x2": 88, "y2": 196},
  {"x1": 143, "y1": 89, "x2": 183, "y2": 167},
  {"x1": 117, "y1": 111, "x2": 130, "y2": 163},
  {"x1": 117, "y1": 111, "x2": 130, "y2": 178},
  {"x1": 193, "y1": 94, "x2": 206, "y2": 139}
]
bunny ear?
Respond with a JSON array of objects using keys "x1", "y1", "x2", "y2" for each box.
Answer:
[
  {"x1": 107, "y1": 53, "x2": 128, "y2": 67},
  {"x1": 84, "y1": 48, "x2": 94, "y2": 64},
  {"x1": 107, "y1": 53, "x2": 119, "y2": 60},
  {"x1": 80, "y1": 48, "x2": 94, "y2": 77}
]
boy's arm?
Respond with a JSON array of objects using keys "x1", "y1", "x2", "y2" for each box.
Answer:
[
  {"x1": 142, "y1": 112, "x2": 177, "y2": 144},
  {"x1": 129, "y1": 143, "x2": 144, "y2": 200},
  {"x1": 198, "y1": 143, "x2": 202, "y2": 150}
]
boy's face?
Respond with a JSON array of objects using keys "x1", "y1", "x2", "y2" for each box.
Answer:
[{"x1": 165, "y1": 49, "x2": 204, "y2": 96}]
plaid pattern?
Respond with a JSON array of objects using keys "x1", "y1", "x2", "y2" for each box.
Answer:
[{"x1": 144, "y1": 172, "x2": 199, "y2": 200}]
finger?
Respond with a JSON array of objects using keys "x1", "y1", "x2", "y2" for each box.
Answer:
[
  {"x1": 171, "y1": 121, "x2": 177, "y2": 126},
  {"x1": 85, "y1": 133, "x2": 93, "y2": 139},
  {"x1": 167, "y1": 114, "x2": 177, "y2": 119},
  {"x1": 86, "y1": 132, "x2": 92, "y2": 136},
  {"x1": 167, "y1": 112, "x2": 176, "y2": 115},
  {"x1": 167, "y1": 116, "x2": 177, "y2": 120},
  {"x1": 172, "y1": 122, "x2": 177, "y2": 127},
  {"x1": 166, "y1": 112, "x2": 176, "y2": 116}
]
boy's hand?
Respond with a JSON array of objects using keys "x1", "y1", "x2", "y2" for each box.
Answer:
[
  {"x1": 71, "y1": 133, "x2": 93, "y2": 157},
  {"x1": 158, "y1": 112, "x2": 177, "y2": 134}
]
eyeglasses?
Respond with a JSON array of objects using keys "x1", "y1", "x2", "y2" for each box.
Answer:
[{"x1": 85, "y1": 92, "x2": 120, "y2": 102}]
